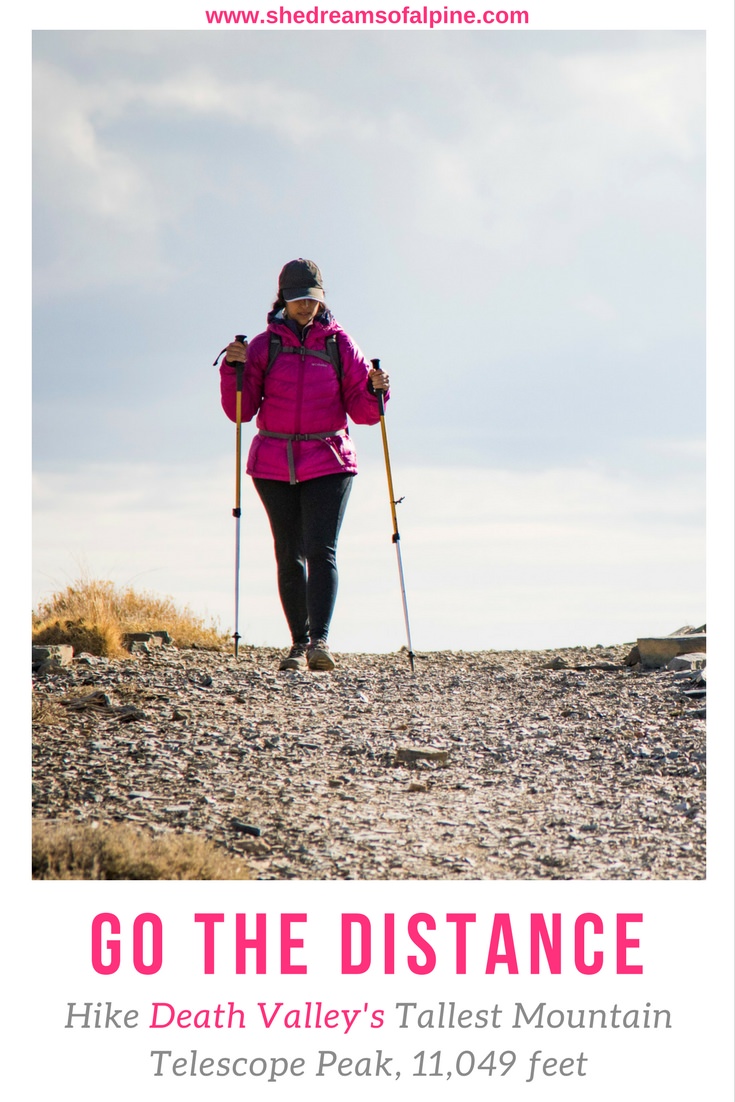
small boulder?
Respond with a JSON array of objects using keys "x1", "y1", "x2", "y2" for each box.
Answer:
[
  {"x1": 123, "y1": 632, "x2": 163, "y2": 650},
  {"x1": 32, "y1": 644, "x2": 74, "y2": 671},
  {"x1": 667, "y1": 653, "x2": 707, "y2": 672}
]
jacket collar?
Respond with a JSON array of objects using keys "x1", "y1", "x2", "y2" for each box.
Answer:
[{"x1": 267, "y1": 306, "x2": 335, "y2": 329}]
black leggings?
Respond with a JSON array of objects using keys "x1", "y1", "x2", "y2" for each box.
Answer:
[{"x1": 253, "y1": 473, "x2": 354, "y2": 644}]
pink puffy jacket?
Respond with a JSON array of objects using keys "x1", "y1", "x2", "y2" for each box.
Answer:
[{"x1": 220, "y1": 311, "x2": 388, "y2": 483}]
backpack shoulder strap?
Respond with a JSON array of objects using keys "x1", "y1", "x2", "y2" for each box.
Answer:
[
  {"x1": 265, "y1": 333, "x2": 282, "y2": 376},
  {"x1": 324, "y1": 333, "x2": 342, "y2": 382}
]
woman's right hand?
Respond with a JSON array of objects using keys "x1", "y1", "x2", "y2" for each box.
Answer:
[{"x1": 224, "y1": 338, "x2": 248, "y2": 365}]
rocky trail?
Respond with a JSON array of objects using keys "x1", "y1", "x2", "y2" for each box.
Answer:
[{"x1": 32, "y1": 641, "x2": 706, "y2": 880}]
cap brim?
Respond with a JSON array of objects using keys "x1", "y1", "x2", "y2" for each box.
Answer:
[{"x1": 282, "y1": 287, "x2": 325, "y2": 302}]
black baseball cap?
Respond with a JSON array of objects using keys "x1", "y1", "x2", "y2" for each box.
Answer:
[{"x1": 278, "y1": 258, "x2": 325, "y2": 302}]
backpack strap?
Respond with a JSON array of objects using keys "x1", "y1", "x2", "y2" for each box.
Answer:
[
  {"x1": 266, "y1": 333, "x2": 283, "y2": 376},
  {"x1": 324, "y1": 333, "x2": 342, "y2": 382},
  {"x1": 265, "y1": 333, "x2": 342, "y2": 381}
]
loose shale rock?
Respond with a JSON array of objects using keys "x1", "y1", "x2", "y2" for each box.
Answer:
[{"x1": 31, "y1": 640, "x2": 706, "y2": 881}]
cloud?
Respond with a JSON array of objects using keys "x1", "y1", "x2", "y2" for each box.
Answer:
[
  {"x1": 134, "y1": 69, "x2": 333, "y2": 145},
  {"x1": 560, "y1": 45, "x2": 703, "y2": 161},
  {"x1": 31, "y1": 32, "x2": 705, "y2": 482},
  {"x1": 387, "y1": 42, "x2": 704, "y2": 258},
  {"x1": 33, "y1": 61, "x2": 177, "y2": 294},
  {"x1": 33, "y1": 51, "x2": 379, "y2": 295},
  {"x1": 33, "y1": 34, "x2": 703, "y2": 300}
]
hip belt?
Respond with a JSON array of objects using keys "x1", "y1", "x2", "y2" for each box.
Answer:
[{"x1": 258, "y1": 429, "x2": 347, "y2": 484}]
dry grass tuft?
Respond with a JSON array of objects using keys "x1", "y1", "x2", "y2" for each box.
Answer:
[
  {"x1": 32, "y1": 820, "x2": 251, "y2": 880},
  {"x1": 33, "y1": 577, "x2": 229, "y2": 656},
  {"x1": 32, "y1": 617, "x2": 124, "y2": 657}
]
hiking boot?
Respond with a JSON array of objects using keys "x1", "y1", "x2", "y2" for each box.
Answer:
[
  {"x1": 279, "y1": 643, "x2": 307, "y2": 671},
  {"x1": 307, "y1": 639, "x2": 335, "y2": 671}
]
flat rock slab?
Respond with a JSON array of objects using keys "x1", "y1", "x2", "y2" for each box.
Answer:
[
  {"x1": 395, "y1": 746, "x2": 449, "y2": 765},
  {"x1": 637, "y1": 635, "x2": 706, "y2": 668}
]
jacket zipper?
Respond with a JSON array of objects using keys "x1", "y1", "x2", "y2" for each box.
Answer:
[{"x1": 293, "y1": 331, "x2": 307, "y2": 482}]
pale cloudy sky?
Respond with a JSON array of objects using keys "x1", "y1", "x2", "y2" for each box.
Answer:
[{"x1": 33, "y1": 29, "x2": 706, "y2": 651}]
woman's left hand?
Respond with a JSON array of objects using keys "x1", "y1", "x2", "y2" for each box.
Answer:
[{"x1": 369, "y1": 367, "x2": 390, "y2": 391}]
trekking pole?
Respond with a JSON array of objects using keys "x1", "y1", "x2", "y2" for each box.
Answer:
[
  {"x1": 231, "y1": 334, "x2": 247, "y2": 658},
  {"x1": 372, "y1": 358, "x2": 416, "y2": 673}
]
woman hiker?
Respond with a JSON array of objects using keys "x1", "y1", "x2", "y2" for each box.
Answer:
[{"x1": 219, "y1": 258, "x2": 389, "y2": 672}]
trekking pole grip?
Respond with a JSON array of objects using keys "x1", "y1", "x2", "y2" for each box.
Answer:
[
  {"x1": 235, "y1": 335, "x2": 247, "y2": 388},
  {"x1": 371, "y1": 358, "x2": 385, "y2": 415}
]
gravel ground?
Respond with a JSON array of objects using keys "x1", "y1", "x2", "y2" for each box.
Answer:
[{"x1": 32, "y1": 642, "x2": 706, "y2": 880}]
